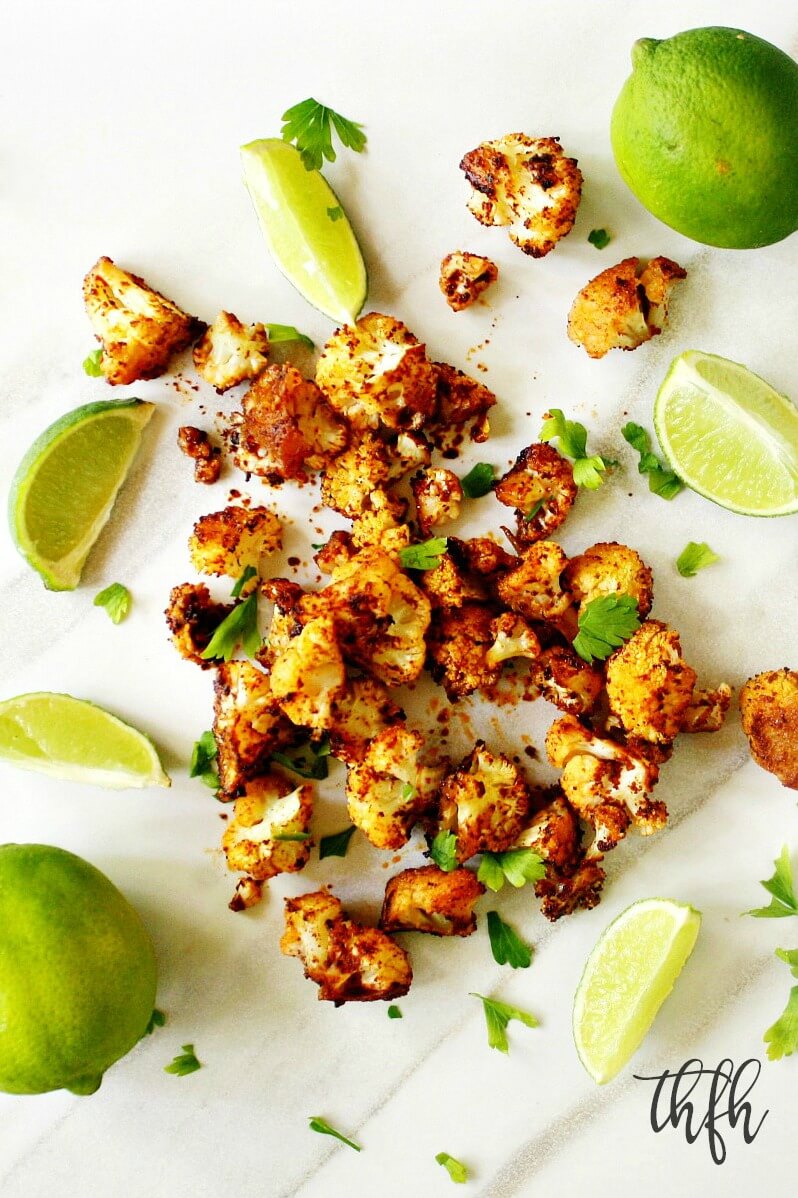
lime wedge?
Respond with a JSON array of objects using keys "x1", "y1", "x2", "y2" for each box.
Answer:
[
  {"x1": 0, "y1": 693, "x2": 170, "y2": 789},
  {"x1": 9, "y1": 399, "x2": 154, "y2": 591},
  {"x1": 654, "y1": 350, "x2": 798, "y2": 516},
  {"x1": 240, "y1": 138, "x2": 367, "y2": 324},
  {"x1": 573, "y1": 897, "x2": 701, "y2": 1084}
]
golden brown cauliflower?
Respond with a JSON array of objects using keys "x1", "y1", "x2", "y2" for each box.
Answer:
[
  {"x1": 192, "y1": 310, "x2": 270, "y2": 390},
  {"x1": 563, "y1": 541, "x2": 654, "y2": 619},
  {"x1": 439, "y1": 251, "x2": 498, "y2": 311},
  {"x1": 316, "y1": 313, "x2": 437, "y2": 432},
  {"x1": 213, "y1": 660, "x2": 297, "y2": 795},
  {"x1": 460, "y1": 134, "x2": 582, "y2": 257},
  {"x1": 83, "y1": 256, "x2": 203, "y2": 385},
  {"x1": 350, "y1": 490, "x2": 411, "y2": 553},
  {"x1": 229, "y1": 876, "x2": 264, "y2": 912},
  {"x1": 438, "y1": 742, "x2": 531, "y2": 862},
  {"x1": 567, "y1": 256, "x2": 686, "y2": 359},
  {"x1": 177, "y1": 426, "x2": 222, "y2": 485},
  {"x1": 345, "y1": 725, "x2": 445, "y2": 849},
  {"x1": 535, "y1": 856, "x2": 607, "y2": 921},
  {"x1": 188, "y1": 505, "x2": 282, "y2": 580},
  {"x1": 222, "y1": 772, "x2": 313, "y2": 881},
  {"x1": 165, "y1": 583, "x2": 233, "y2": 668},
  {"x1": 411, "y1": 468, "x2": 464, "y2": 537},
  {"x1": 429, "y1": 361, "x2": 497, "y2": 448},
  {"x1": 327, "y1": 677, "x2": 404, "y2": 766},
  {"x1": 514, "y1": 793, "x2": 581, "y2": 873},
  {"x1": 269, "y1": 614, "x2": 346, "y2": 729},
  {"x1": 495, "y1": 443, "x2": 577, "y2": 547},
  {"x1": 532, "y1": 646, "x2": 603, "y2": 715},
  {"x1": 231, "y1": 364, "x2": 347, "y2": 483},
  {"x1": 420, "y1": 548, "x2": 489, "y2": 611},
  {"x1": 281, "y1": 891, "x2": 412, "y2": 1004},
  {"x1": 680, "y1": 684, "x2": 733, "y2": 734},
  {"x1": 495, "y1": 541, "x2": 574, "y2": 629},
  {"x1": 485, "y1": 612, "x2": 542, "y2": 667},
  {"x1": 605, "y1": 620, "x2": 697, "y2": 744},
  {"x1": 740, "y1": 669, "x2": 798, "y2": 789},
  {"x1": 380, "y1": 866, "x2": 485, "y2": 936},
  {"x1": 427, "y1": 603, "x2": 502, "y2": 699},
  {"x1": 320, "y1": 432, "x2": 394, "y2": 518}
]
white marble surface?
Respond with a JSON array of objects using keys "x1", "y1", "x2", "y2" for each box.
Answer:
[{"x1": 1, "y1": 1, "x2": 797, "y2": 1194}]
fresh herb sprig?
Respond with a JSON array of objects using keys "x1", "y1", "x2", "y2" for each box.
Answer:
[
  {"x1": 94, "y1": 582, "x2": 131, "y2": 624},
  {"x1": 435, "y1": 1152, "x2": 469, "y2": 1183},
  {"x1": 588, "y1": 228, "x2": 611, "y2": 249},
  {"x1": 429, "y1": 830, "x2": 459, "y2": 873},
  {"x1": 676, "y1": 542, "x2": 720, "y2": 577},
  {"x1": 266, "y1": 323, "x2": 314, "y2": 350},
  {"x1": 745, "y1": 846, "x2": 798, "y2": 918},
  {"x1": 272, "y1": 736, "x2": 331, "y2": 781},
  {"x1": 319, "y1": 825, "x2": 356, "y2": 859},
  {"x1": 487, "y1": 911, "x2": 533, "y2": 969},
  {"x1": 399, "y1": 538, "x2": 448, "y2": 571},
  {"x1": 461, "y1": 462, "x2": 495, "y2": 499},
  {"x1": 540, "y1": 409, "x2": 614, "y2": 489},
  {"x1": 622, "y1": 422, "x2": 683, "y2": 500},
  {"x1": 308, "y1": 1115, "x2": 361, "y2": 1152},
  {"x1": 478, "y1": 849, "x2": 545, "y2": 892},
  {"x1": 572, "y1": 594, "x2": 641, "y2": 664},
  {"x1": 189, "y1": 731, "x2": 219, "y2": 790},
  {"x1": 83, "y1": 348, "x2": 104, "y2": 376},
  {"x1": 164, "y1": 1044, "x2": 201, "y2": 1076},
  {"x1": 470, "y1": 993, "x2": 539, "y2": 1053},
  {"x1": 281, "y1": 99, "x2": 367, "y2": 172},
  {"x1": 201, "y1": 591, "x2": 260, "y2": 662}
]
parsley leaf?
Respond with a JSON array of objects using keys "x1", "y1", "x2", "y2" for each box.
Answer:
[
  {"x1": 524, "y1": 497, "x2": 546, "y2": 522},
  {"x1": 266, "y1": 322, "x2": 314, "y2": 350},
  {"x1": 776, "y1": 947, "x2": 798, "y2": 978},
  {"x1": 435, "y1": 1152, "x2": 469, "y2": 1184},
  {"x1": 230, "y1": 564, "x2": 258, "y2": 598},
  {"x1": 399, "y1": 537, "x2": 448, "y2": 571},
  {"x1": 164, "y1": 1044, "x2": 201, "y2": 1076},
  {"x1": 461, "y1": 462, "x2": 495, "y2": 499},
  {"x1": 272, "y1": 736, "x2": 331, "y2": 780},
  {"x1": 470, "y1": 992, "x2": 539, "y2": 1053},
  {"x1": 189, "y1": 730, "x2": 219, "y2": 790},
  {"x1": 429, "y1": 830, "x2": 459, "y2": 872},
  {"x1": 401, "y1": 781, "x2": 416, "y2": 801},
  {"x1": 540, "y1": 409, "x2": 612, "y2": 490},
  {"x1": 319, "y1": 825, "x2": 356, "y2": 859},
  {"x1": 745, "y1": 846, "x2": 798, "y2": 918},
  {"x1": 144, "y1": 1008, "x2": 166, "y2": 1036},
  {"x1": 83, "y1": 347, "x2": 104, "y2": 376},
  {"x1": 327, "y1": 205, "x2": 343, "y2": 222},
  {"x1": 487, "y1": 911, "x2": 533, "y2": 969},
  {"x1": 763, "y1": 985, "x2": 798, "y2": 1061},
  {"x1": 572, "y1": 593, "x2": 641, "y2": 664},
  {"x1": 588, "y1": 228, "x2": 611, "y2": 249},
  {"x1": 478, "y1": 849, "x2": 546, "y2": 892},
  {"x1": 308, "y1": 1115, "x2": 361, "y2": 1152},
  {"x1": 572, "y1": 455, "x2": 611, "y2": 489},
  {"x1": 281, "y1": 98, "x2": 366, "y2": 173},
  {"x1": 201, "y1": 591, "x2": 260, "y2": 662},
  {"x1": 93, "y1": 582, "x2": 131, "y2": 624},
  {"x1": 272, "y1": 831, "x2": 311, "y2": 841},
  {"x1": 621, "y1": 422, "x2": 683, "y2": 500},
  {"x1": 676, "y1": 542, "x2": 720, "y2": 577},
  {"x1": 387, "y1": 1004, "x2": 403, "y2": 1019}
]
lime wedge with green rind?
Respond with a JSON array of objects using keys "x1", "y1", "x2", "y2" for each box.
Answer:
[
  {"x1": 9, "y1": 398, "x2": 154, "y2": 590},
  {"x1": 0, "y1": 692, "x2": 170, "y2": 789},
  {"x1": 241, "y1": 138, "x2": 367, "y2": 325}
]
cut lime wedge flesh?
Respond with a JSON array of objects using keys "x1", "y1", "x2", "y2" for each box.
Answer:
[
  {"x1": 0, "y1": 693, "x2": 170, "y2": 789},
  {"x1": 240, "y1": 138, "x2": 367, "y2": 325},
  {"x1": 9, "y1": 399, "x2": 154, "y2": 590},
  {"x1": 573, "y1": 897, "x2": 701, "y2": 1085},
  {"x1": 654, "y1": 350, "x2": 798, "y2": 516}
]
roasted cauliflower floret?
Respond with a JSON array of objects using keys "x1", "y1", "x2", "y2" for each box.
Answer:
[
  {"x1": 532, "y1": 646, "x2": 603, "y2": 715},
  {"x1": 281, "y1": 891, "x2": 412, "y2": 1004},
  {"x1": 411, "y1": 468, "x2": 463, "y2": 537},
  {"x1": 222, "y1": 772, "x2": 313, "y2": 881},
  {"x1": 165, "y1": 582, "x2": 232, "y2": 668},
  {"x1": 514, "y1": 794, "x2": 580, "y2": 873},
  {"x1": 320, "y1": 432, "x2": 393, "y2": 518},
  {"x1": 438, "y1": 742, "x2": 531, "y2": 862},
  {"x1": 455, "y1": 536, "x2": 517, "y2": 578},
  {"x1": 327, "y1": 677, "x2": 404, "y2": 766},
  {"x1": 486, "y1": 612, "x2": 542, "y2": 667},
  {"x1": 495, "y1": 442, "x2": 577, "y2": 547},
  {"x1": 496, "y1": 541, "x2": 573, "y2": 627},
  {"x1": 563, "y1": 541, "x2": 654, "y2": 619},
  {"x1": 513, "y1": 791, "x2": 607, "y2": 919},
  {"x1": 177, "y1": 425, "x2": 222, "y2": 485},
  {"x1": 229, "y1": 876, "x2": 264, "y2": 912},
  {"x1": 420, "y1": 549, "x2": 488, "y2": 611},
  {"x1": 313, "y1": 531, "x2": 355, "y2": 575},
  {"x1": 213, "y1": 660, "x2": 297, "y2": 794},
  {"x1": 316, "y1": 313, "x2": 437, "y2": 432},
  {"x1": 427, "y1": 603, "x2": 502, "y2": 699},
  {"x1": 83, "y1": 256, "x2": 204, "y2": 385},
  {"x1": 192, "y1": 310, "x2": 270, "y2": 390},
  {"x1": 270, "y1": 614, "x2": 346, "y2": 729},
  {"x1": 189, "y1": 505, "x2": 282, "y2": 580},
  {"x1": 740, "y1": 669, "x2": 798, "y2": 789},
  {"x1": 439, "y1": 251, "x2": 498, "y2": 312},
  {"x1": 232, "y1": 364, "x2": 347, "y2": 483},
  {"x1": 380, "y1": 866, "x2": 485, "y2": 936},
  {"x1": 460, "y1": 134, "x2": 582, "y2": 257},
  {"x1": 605, "y1": 620, "x2": 697, "y2": 744},
  {"x1": 345, "y1": 725, "x2": 444, "y2": 849},
  {"x1": 535, "y1": 856, "x2": 606, "y2": 921},
  {"x1": 680, "y1": 684, "x2": 733, "y2": 734},
  {"x1": 429, "y1": 361, "x2": 497, "y2": 448},
  {"x1": 350, "y1": 490, "x2": 411, "y2": 553},
  {"x1": 567, "y1": 256, "x2": 686, "y2": 359},
  {"x1": 390, "y1": 431, "x2": 433, "y2": 479}
]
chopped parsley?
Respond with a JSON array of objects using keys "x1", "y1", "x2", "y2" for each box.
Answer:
[
  {"x1": 327, "y1": 205, "x2": 344, "y2": 222},
  {"x1": 487, "y1": 911, "x2": 533, "y2": 969},
  {"x1": 308, "y1": 1115, "x2": 361, "y2": 1152},
  {"x1": 745, "y1": 846, "x2": 798, "y2": 918},
  {"x1": 775, "y1": 947, "x2": 798, "y2": 976},
  {"x1": 470, "y1": 993, "x2": 539, "y2": 1053},
  {"x1": 540, "y1": 409, "x2": 613, "y2": 490},
  {"x1": 523, "y1": 497, "x2": 546, "y2": 522},
  {"x1": 143, "y1": 1008, "x2": 166, "y2": 1036},
  {"x1": 319, "y1": 825, "x2": 357, "y2": 859},
  {"x1": 461, "y1": 462, "x2": 495, "y2": 499},
  {"x1": 272, "y1": 831, "x2": 311, "y2": 842},
  {"x1": 164, "y1": 1044, "x2": 201, "y2": 1076},
  {"x1": 435, "y1": 1152, "x2": 469, "y2": 1184},
  {"x1": 189, "y1": 730, "x2": 219, "y2": 790},
  {"x1": 93, "y1": 582, "x2": 131, "y2": 624},
  {"x1": 201, "y1": 591, "x2": 261, "y2": 662},
  {"x1": 478, "y1": 849, "x2": 546, "y2": 892},
  {"x1": 272, "y1": 736, "x2": 331, "y2": 781},
  {"x1": 82, "y1": 347, "x2": 104, "y2": 376},
  {"x1": 764, "y1": 985, "x2": 798, "y2": 1061},
  {"x1": 429, "y1": 830, "x2": 459, "y2": 873},
  {"x1": 230, "y1": 564, "x2": 258, "y2": 598},
  {"x1": 265, "y1": 323, "x2": 314, "y2": 350},
  {"x1": 587, "y1": 227, "x2": 611, "y2": 249},
  {"x1": 281, "y1": 98, "x2": 367, "y2": 172},
  {"x1": 621, "y1": 422, "x2": 683, "y2": 500},
  {"x1": 676, "y1": 541, "x2": 720, "y2": 577},
  {"x1": 387, "y1": 1004, "x2": 403, "y2": 1019},
  {"x1": 572, "y1": 593, "x2": 641, "y2": 664},
  {"x1": 399, "y1": 537, "x2": 448, "y2": 571}
]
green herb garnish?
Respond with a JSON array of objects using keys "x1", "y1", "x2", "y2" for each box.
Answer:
[
  {"x1": 189, "y1": 730, "x2": 219, "y2": 790},
  {"x1": 93, "y1": 582, "x2": 131, "y2": 624},
  {"x1": 319, "y1": 825, "x2": 357, "y2": 859},
  {"x1": 461, "y1": 462, "x2": 495, "y2": 499},
  {"x1": 478, "y1": 849, "x2": 546, "y2": 892},
  {"x1": 572, "y1": 594, "x2": 641, "y2": 664},
  {"x1": 83, "y1": 348, "x2": 104, "y2": 376},
  {"x1": 621, "y1": 422, "x2": 683, "y2": 500},
  {"x1": 470, "y1": 993, "x2": 539, "y2": 1053},
  {"x1": 429, "y1": 830, "x2": 459, "y2": 872},
  {"x1": 164, "y1": 1044, "x2": 201, "y2": 1076},
  {"x1": 435, "y1": 1152, "x2": 469, "y2": 1183},
  {"x1": 399, "y1": 537, "x2": 448, "y2": 571},
  {"x1": 281, "y1": 98, "x2": 367, "y2": 172},
  {"x1": 540, "y1": 409, "x2": 613, "y2": 490},
  {"x1": 487, "y1": 911, "x2": 533, "y2": 969},
  {"x1": 201, "y1": 591, "x2": 260, "y2": 662},
  {"x1": 308, "y1": 1115, "x2": 361, "y2": 1151},
  {"x1": 676, "y1": 541, "x2": 720, "y2": 577}
]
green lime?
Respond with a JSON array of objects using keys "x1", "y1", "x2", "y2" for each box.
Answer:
[
  {"x1": 0, "y1": 843, "x2": 157, "y2": 1095},
  {"x1": 611, "y1": 27, "x2": 798, "y2": 248},
  {"x1": 240, "y1": 137, "x2": 367, "y2": 324},
  {"x1": 573, "y1": 898, "x2": 700, "y2": 1085},
  {"x1": 9, "y1": 398, "x2": 154, "y2": 591},
  {"x1": 0, "y1": 692, "x2": 170, "y2": 789},
  {"x1": 654, "y1": 350, "x2": 798, "y2": 516}
]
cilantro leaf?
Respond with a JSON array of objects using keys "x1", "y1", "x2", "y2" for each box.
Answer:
[
  {"x1": 93, "y1": 582, "x2": 131, "y2": 624},
  {"x1": 470, "y1": 992, "x2": 539, "y2": 1053},
  {"x1": 745, "y1": 846, "x2": 798, "y2": 918},
  {"x1": 327, "y1": 205, "x2": 343, "y2": 222},
  {"x1": 281, "y1": 98, "x2": 366, "y2": 172},
  {"x1": 83, "y1": 347, "x2": 104, "y2": 376},
  {"x1": 621, "y1": 422, "x2": 683, "y2": 500},
  {"x1": 201, "y1": 591, "x2": 260, "y2": 662},
  {"x1": 164, "y1": 1044, "x2": 201, "y2": 1076},
  {"x1": 435, "y1": 1152, "x2": 469, "y2": 1184},
  {"x1": 319, "y1": 825, "x2": 356, "y2": 859},
  {"x1": 308, "y1": 1115, "x2": 361, "y2": 1152},
  {"x1": 487, "y1": 911, "x2": 533, "y2": 969},
  {"x1": 387, "y1": 1004, "x2": 403, "y2": 1019},
  {"x1": 461, "y1": 462, "x2": 495, "y2": 499},
  {"x1": 144, "y1": 1008, "x2": 166, "y2": 1036},
  {"x1": 776, "y1": 947, "x2": 798, "y2": 978},
  {"x1": 399, "y1": 537, "x2": 448, "y2": 571},
  {"x1": 676, "y1": 541, "x2": 720, "y2": 578},
  {"x1": 272, "y1": 831, "x2": 311, "y2": 842},
  {"x1": 572, "y1": 455, "x2": 610, "y2": 489},
  {"x1": 189, "y1": 730, "x2": 219, "y2": 790},
  {"x1": 478, "y1": 849, "x2": 545, "y2": 892},
  {"x1": 572, "y1": 593, "x2": 641, "y2": 664},
  {"x1": 540, "y1": 409, "x2": 612, "y2": 489},
  {"x1": 265, "y1": 323, "x2": 314, "y2": 350},
  {"x1": 763, "y1": 985, "x2": 798, "y2": 1061},
  {"x1": 272, "y1": 736, "x2": 331, "y2": 781},
  {"x1": 230, "y1": 564, "x2": 258, "y2": 598},
  {"x1": 429, "y1": 830, "x2": 459, "y2": 873},
  {"x1": 588, "y1": 228, "x2": 611, "y2": 249}
]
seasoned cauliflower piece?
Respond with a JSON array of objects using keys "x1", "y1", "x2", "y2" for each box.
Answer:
[
  {"x1": 438, "y1": 742, "x2": 531, "y2": 862},
  {"x1": 320, "y1": 432, "x2": 393, "y2": 518},
  {"x1": 258, "y1": 578, "x2": 306, "y2": 664},
  {"x1": 513, "y1": 791, "x2": 607, "y2": 919},
  {"x1": 83, "y1": 256, "x2": 204, "y2": 385},
  {"x1": 456, "y1": 536, "x2": 517, "y2": 578},
  {"x1": 281, "y1": 891, "x2": 412, "y2": 1004},
  {"x1": 535, "y1": 856, "x2": 607, "y2": 921},
  {"x1": 192, "y1": 310, "x2": 269, "y2": 390},
  {"x1": 313, "y1": 531, "x2": 355, "y2": 575},
  {"x1": 316, "y1": 313, "x2": 437, "y2": 432},
  {"x1": 532, "y1": 646, "x2": 603, "y2": 715},
  {"x1": 229, "y1": 876, "x2": 264, "y2": 912},
  {"x1": 460, "y1": 134, "x2": 582, "y2": 257},
  {"x1": 439, "y1": 251, "x2": 498, "y2": 312},
  {"x1": 380, "y1": 866, "x2": 485, "y2": 936},
  {"x1": 189, "y1": 505, "x2": 281, "y2": 580},
  {"x1": 740, "y1": 669, "x2": 798, "y2": 789},
  {"x1": 420, "y1": 549, "x2": 488, "y2": 611},
  {"x1": 486, "y1": 612, "x2": 541, "y2": 667},
  {"x1": 605, "y1": 620, "x2": 697, "y2": 744},
  {"x1": 213, "y1": 660, "x2": 297, "y2": 794},
  {"x1": 165, "y1": 582, "x2": 232, "y2": 668},
  {"x1": 350, "y1": 490, "x2": 411, "y2": 553},
  {"x1": 222, "y1": 772, "x2": 313, "y2": 881},
  {"x1": 429, "y1": 361, "x2": 497, "y2": 448},
  {"x1": 270, "y1": 614, "x2": 346, "y2": 729},
  {"x1": 411, "y1": 468, "x2": 463, "y2": 537},
  {"x1": 514, "y1": 794, "x2": 580, "y2": 873},
  {"x1": 563, "y1": 541, "x2": 654, "y2": 619},
  {"x1": 680, "y1": 684, "x2": 733, "y2": 734},
  {"x1": 327, "y1": 677, "x2": 404, "y2": 765},
  {"x1": 177, "y1": 425, "x2": 222, "y2": 485},
  {"x1": 567, "y1": 256, "x2": 686, "y2": 359},
  {"x1": 427, "y1": 603, "x2": 502, "y2": 699},
  {"x1": 496, "y1": 541, "x2": 573, "y2": 627},
  {"x1": 232, "y1": 364, "x2": 347, "y2": 483},
  {"x1": 389, "y1": 431, "x2": 432, "y2": 479},
  {"x1": 345, "y1": 725, "x2": 444, "y2": 849},
  {"x1": 495, "y1": 443, "x2": 577, "y2": 547}
]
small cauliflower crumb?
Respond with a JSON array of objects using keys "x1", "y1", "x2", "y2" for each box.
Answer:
[
  {"x1": 567, "y1": 256, "x2": 686, "y2": 359},
  {"x1": 177, "y1": 426, "x2": 222, "y2": 485},
  {"x1": 439, "y1": 251, "x2": 498, "y2": 311},
  {"x1": 192, "y1": 311, "x2": 270, "y2": 390}
]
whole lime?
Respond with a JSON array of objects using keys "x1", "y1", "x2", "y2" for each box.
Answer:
[
  {"x1": 611, "y1": 27, "x2": 798, "y2": 248},
  {"x1": 0, "y1": 844, "x2": 157, "y2": 1095}
]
